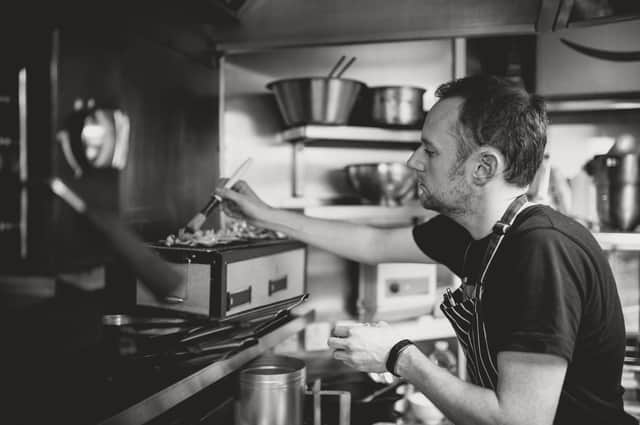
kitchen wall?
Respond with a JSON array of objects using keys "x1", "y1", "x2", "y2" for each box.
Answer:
[
  {"x1": 535, "y1": 20, "x2": 640, "y2": 334},
  {"x1": 221, "y1": 39, "x2": 456, "y2": 321},
  {"x1": 545, "y1": 114, "x2": 640, "y2": 334}
]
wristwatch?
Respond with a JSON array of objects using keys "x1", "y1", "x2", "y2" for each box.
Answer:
[{"x1": 386, "y1": 339, "x2": 415, "y2": 377}]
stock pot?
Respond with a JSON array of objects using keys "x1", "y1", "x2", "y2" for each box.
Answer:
[
  {"x1": 236, "y1": 355, "x2": 307, "y2": 425},
  {"x1": 370, "y1": 86, "x2": 426, "y2": 127},
  {"x1": 586, "y1": 153, "x2": 640, "y2": 231}
]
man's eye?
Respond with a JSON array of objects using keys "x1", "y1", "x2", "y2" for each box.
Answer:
[{"x1": 423, "y1": 148, "x2": 435, "y2": 156}]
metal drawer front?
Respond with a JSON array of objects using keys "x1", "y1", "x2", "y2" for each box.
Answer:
[{"x1": 226, "y1": 248, "x2": 305, "y2": 315}]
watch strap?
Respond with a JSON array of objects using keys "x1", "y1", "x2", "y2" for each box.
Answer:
[{"x1": 386, "y1": 339, "x2": 415, "y2": 377}]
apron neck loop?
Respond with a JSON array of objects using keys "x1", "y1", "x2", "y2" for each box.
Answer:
[
  {"x1": 492, "y1": 194, "x2": 529, "y2": 236},
  {"x1": 476, "y1": 193, "x2": 530, "y2": 291}
]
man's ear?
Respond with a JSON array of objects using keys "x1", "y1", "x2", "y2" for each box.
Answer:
[{"x1": 472, "y1": 150, "x2": 499, "y2": 185}]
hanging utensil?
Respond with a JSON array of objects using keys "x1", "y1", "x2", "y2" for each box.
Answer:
[{"x1": 184, "y1": 157, "x2": 253, "y2": 233}]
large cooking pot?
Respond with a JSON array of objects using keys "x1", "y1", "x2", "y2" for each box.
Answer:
[
  {"x1": 267, "y1": 77, "x2": 366, "y2": 127},
  {"x1": 370, "y1": 86, "x2": 426, "y2": 128},
  {"x1": 585, "y1": 153, "x2": 640, "y2": 231},
  {"x1": 236, "y1": 354, "x2": 307, "y2": 425}
]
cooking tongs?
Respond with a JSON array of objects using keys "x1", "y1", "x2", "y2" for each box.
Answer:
[{"x1": 184, "y1": 157, "x2": 253, "y2": 233}]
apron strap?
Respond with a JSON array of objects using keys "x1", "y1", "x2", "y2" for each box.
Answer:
[{"x1": 475, "y1": 194, "x2": 530, "y2": 296}]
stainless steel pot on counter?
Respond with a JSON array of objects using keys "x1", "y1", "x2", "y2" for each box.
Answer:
[
  {"x1": 370, "y1": 86, "x2": 426, "y2": 127},
  {"x1": 236, "y1": 355, "x2": 307, "y2": 425}
]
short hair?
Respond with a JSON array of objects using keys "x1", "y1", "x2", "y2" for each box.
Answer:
[{"x1": 435, "y1": 75, "x2": 548, "y2": 187}]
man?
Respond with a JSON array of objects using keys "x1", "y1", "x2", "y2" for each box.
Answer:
[{"x1": 216, "y1": 75, "x2": 636, "y2": 424}]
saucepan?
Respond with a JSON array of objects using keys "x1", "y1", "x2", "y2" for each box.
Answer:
[{"x1": 370, "y1": 86, "x2": 426, "y2": 128}]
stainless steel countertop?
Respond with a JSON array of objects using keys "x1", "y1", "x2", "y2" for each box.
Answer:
[{"x1": 99, "y1": 308, "x2": 315, "y2": 425}]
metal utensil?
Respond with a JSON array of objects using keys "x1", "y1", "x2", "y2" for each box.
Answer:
[
  {"x1": 184, "y1": 157, "x2": 253, "y2": 233},
  {"x1": 313, "y1": 378, "x2": 322, "y2": 425},
  {"x1": 360, "y1": 379, "x2": 406, "y2": 403},
  {"x1": 334, "y1": 56, "x2": 356, "y2": 78},
  {"x1": 328, "y1": 55, "x2": 346, "y2": 78},
  {"x1": 102, "y1": 314, "x2": 190, "y2": 327}
]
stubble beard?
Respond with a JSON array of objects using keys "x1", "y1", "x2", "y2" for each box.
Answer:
[{"x1": 418, "y1": 163, "x2": 471, "y2": 217}]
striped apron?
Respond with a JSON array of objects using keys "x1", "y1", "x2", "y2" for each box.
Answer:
[{"x1": 440, "y1": 194, "x2": 529, "y2": 389}]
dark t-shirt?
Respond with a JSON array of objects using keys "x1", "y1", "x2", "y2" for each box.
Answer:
[{"x1": 413, "y1": 205, "x2": 637, "y2": 424}]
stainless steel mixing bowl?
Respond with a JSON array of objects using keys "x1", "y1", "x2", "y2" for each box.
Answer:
[
  {"x1": 267, "y1": 77, "x2": 366, "y2": 127},
  {"x1": 345, "y1": 162, "x2": 417, "y2": 206}
]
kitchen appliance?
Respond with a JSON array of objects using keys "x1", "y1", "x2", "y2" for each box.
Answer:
[
  {"x1": 0, "y1": 29, "x2": 125, "y2": 274},
  {"x1": 267, "y1": 77, "x2": 366, "y2": 127},
  {"x1": 236, "y1": 354, "x2": 307, "y2": 425},
  {"x1": 357, "y1": 262, "x2": 437, "y2": 322},
  {"x1": 586, "y1": 153, "x2": 640, "y2": 231},
  {"x1": 370, "y1": 86, "x2": 426, "y2": 128},
  {"x1": 119, "y1": 239, "x2": 308, "y2": 319},
  {"x1": 345, "y1": 162, "x2": 417, "y2": 206}
]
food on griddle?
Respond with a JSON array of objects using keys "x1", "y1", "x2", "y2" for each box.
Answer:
[{"x1": 163, "y1": 218, "x2": 283, "y2": 247}]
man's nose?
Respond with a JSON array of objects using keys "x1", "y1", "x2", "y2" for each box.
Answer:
[{"x1": 407, "y1": 150, "x2": 424, "y2": 172}]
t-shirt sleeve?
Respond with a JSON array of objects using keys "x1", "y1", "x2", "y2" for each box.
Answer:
[
  {"x1": 492, "y1": 229, "x2": 585, "y2": 361},
  {"x1": 412, "y1": 214, "x2": 471, "y2": 277}
]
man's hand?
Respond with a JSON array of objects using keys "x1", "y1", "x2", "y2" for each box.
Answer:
[
  {"x1": 327, "y1": 322, "x2": 400, "y2": 373},
  {"x1": 215, "y1": 180, "x2": 271, "y2": 225}
]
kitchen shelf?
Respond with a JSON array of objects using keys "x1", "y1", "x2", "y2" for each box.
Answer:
[
  {"x1": 278, "y1": 124, "x2": 420, "y2": 198},
  {"x1": 280, "y1": 124, "x2": 421, "y2": 147},
  {"x1": 594, "y1": 232, "x2": 640, "y2": 251},
  {"x1": 99, "y1": 308, "x2": 315, "y2": 425}
]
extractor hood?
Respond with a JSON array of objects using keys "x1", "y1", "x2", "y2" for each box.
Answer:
[{"x1": 209, "y1": 0, "x2": 640, "y2": 51}]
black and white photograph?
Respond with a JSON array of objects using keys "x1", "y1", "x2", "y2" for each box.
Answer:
[{"x1": 2, "y1": 1, "x2": 640, "y2": 424}]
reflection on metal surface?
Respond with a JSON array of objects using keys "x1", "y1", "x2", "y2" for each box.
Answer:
[
  {"x1": 18, "y1": 68, "x2": 27, "y2": 258},
  {"x1": 59, "y1": 107, "x2": 130, "y2": 177}
]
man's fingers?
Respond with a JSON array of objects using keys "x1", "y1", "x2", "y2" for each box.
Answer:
[
  {"x1": 216, "y1": 186, "x2": 240, "y2": 202},
  {"x1": 333, "y1": 350, "x2": 349, "y2": 362},
  {"x1": 332, "y1": 325, "x2": 353, "y2": 338},
  {"x1": 327, "y1": 337, "x2": 351, "y2": 350}
]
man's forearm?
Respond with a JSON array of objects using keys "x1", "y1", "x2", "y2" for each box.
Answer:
[
  {"x1": 254, "y1": 207, "x2": 383, "y2": 264},
  {"x1": 397, "y1": 346, "x2": 503, "y2": 425}
]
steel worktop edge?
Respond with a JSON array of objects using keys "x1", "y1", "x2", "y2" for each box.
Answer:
[{"x1": 99, "y1": 308, "x2": 315, "y2": 425}]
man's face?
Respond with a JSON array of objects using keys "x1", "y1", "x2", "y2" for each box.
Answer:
[{"x1": 406, "y1": 97, "x2": 473, "y2": 215}]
